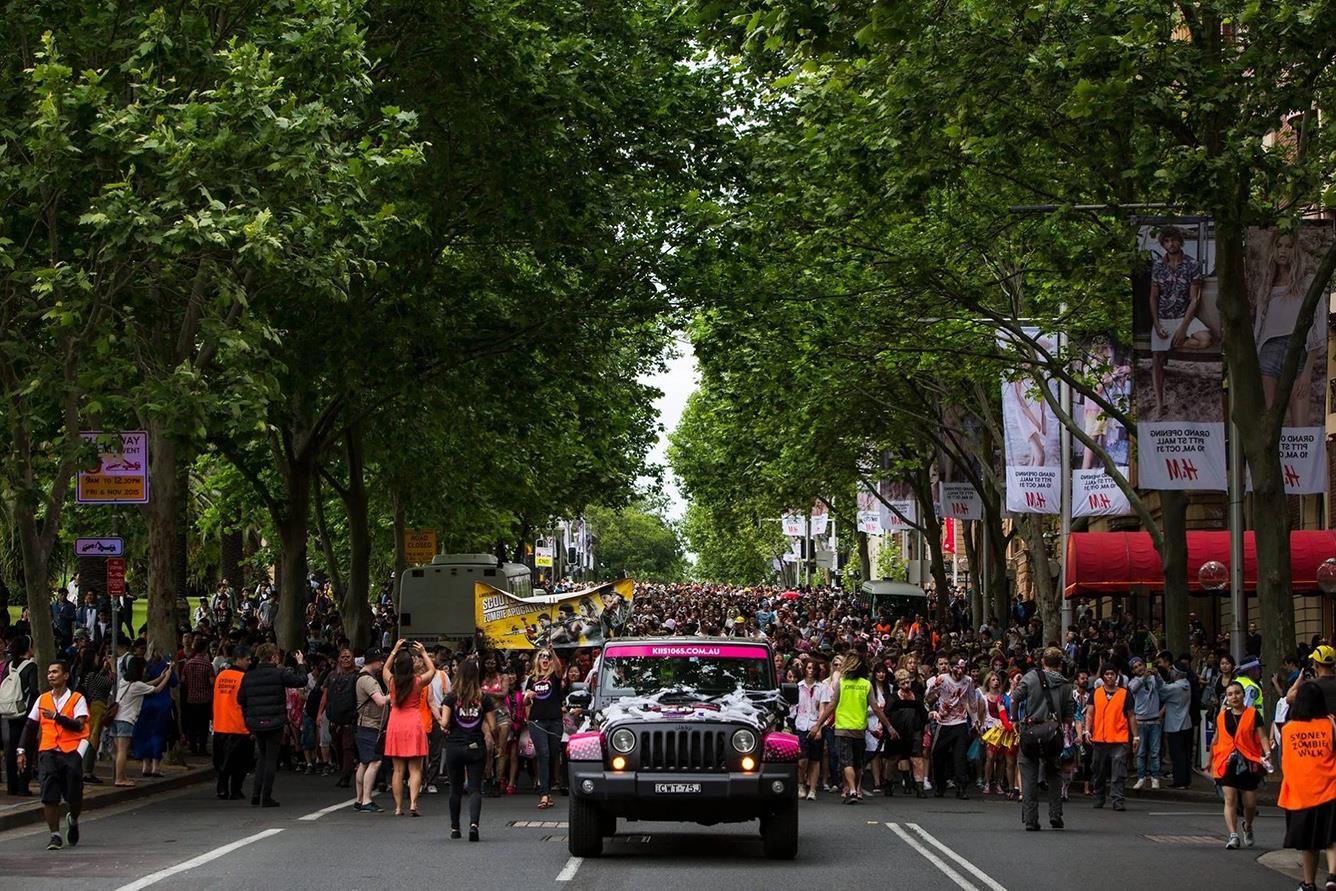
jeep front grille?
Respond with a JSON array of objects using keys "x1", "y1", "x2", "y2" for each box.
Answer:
[{"x1": 639, "y1": 728, "x2": 729, "y2": 772}]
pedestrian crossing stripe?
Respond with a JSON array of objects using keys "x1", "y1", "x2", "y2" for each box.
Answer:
[
  {"x1": 508, "y1": 820, "x2": 569, "y2": 828},
  {"x1": 1142, "y1": 835, "x2": 1224, "y2": 845}
]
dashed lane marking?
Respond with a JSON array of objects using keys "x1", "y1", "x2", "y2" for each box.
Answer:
[
  {"x1": 511, "y1": 820, "x2": 570, "y2": 828},
  {"x1": 1143, "y1": 835, "x2": 1226, "y2": 845},
  {"x1": 114, "y1": 828, "x2": 286, "y2": 891},
  {"x1": 298, "y1": 798, "x2": 359, "y2": 821},
  {"x1": 556, "y1": 855, "x2": 583, "y2": 882}
]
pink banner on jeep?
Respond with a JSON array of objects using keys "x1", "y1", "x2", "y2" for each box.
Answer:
[{"x1": 605, "y1": 644, "x2": 769, "y2": 659}]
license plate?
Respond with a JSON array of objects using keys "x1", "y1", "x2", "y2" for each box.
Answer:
[{"x1": 654, "y1": 783, "x2": 701, "y2": 794}]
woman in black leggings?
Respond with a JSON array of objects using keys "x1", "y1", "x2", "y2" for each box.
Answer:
[{"x1": 440, "y1": 658, "x2": 497, "y2": 842}]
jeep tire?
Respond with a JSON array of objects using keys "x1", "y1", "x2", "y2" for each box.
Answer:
[
  {"x1": 760, "y1": 805, "x2": 798, "y2": 860},
  {"x1": 569, "y1": 796, "x2": 605, "y2": 857}
]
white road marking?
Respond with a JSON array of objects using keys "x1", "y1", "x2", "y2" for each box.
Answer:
[
  {"x1": 114, "y1": 828, "x2": 286, "y2": 891},
  {"x1": 907, "y1": 823, "x2": 1008, "y2": 891},
  {"x1": 556, "y1": 856, "x2": 583, "y2": 882},
  {"x1": 885, "y1": 823, "x2": 977, "y2": 891},
  {"x1": 298, "y1": 798, "x2": 358, "y2": 821}
]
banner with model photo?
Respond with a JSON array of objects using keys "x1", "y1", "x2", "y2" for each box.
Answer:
[
  {"x1": 937, "y1": 408, "x2": 984, "y2": 520},
  {"x1": 1071, "y1": 335, "x2": 1134, "y2": 517},
  {"x1": 877, "y1": 479, "x2": 917, "y2": 532},
  {"x1": 1133, "y1": 218, "x2": 1227, "y2": 490},
  {"x1": 809, "y1": 500, "x2": 829, "y2": 537},
  {"x1": 1246, "y1": 223, "x2": 1333, "y2": 495},
  {"x1": 999, "y1": 328, "x2": 1062, "y2": 514},
  {"x1": 856, "y1": 483, "x2": 882, "y2": 534},
  {"x1": 475, "y1": 578, "x2": 634, "y2": 650}
]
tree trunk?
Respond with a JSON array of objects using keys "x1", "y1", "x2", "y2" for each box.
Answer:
[
  {"x1": 141, "y1": 425, "x2": 180, "y2": 654},
  {"x1": 220, "y1": 521, "x2": 243, "y2": 591},
  {"x1": 857, "y1": 531, "x2": 871, "y2": 588},
  {"x1": 1216, "y1": 217, "x2": 1295, "y2": 673},
  {"x1": 77, "y1": 555, "x2": 107, "y2": 604},
  {"x1": 1161, "y1": 490, "x2": 1190, "y2": 655},
  {"x1": 964, "y1": 521, "x2": 983, "y2": 627},
  {"x1": 275, "y1": 457, "x2": 315, "y2": 653},
  {"x1": 14, "y1": 506, "x2": 58, "y2": 680},
  {"x1": 312, "y1": 472, "x2": 347, "y2": 601},
  {"x1": 1020, "y1": 515, "x2": 1059, "y2": 645},
  {"x1": 392, "y1": 489, "x2": 407, "y2": 613},
  {"x1": 174, "y1": 456, "x2": 189, "y2": 607},
  {"x1": 338, "y1": 423, "x2": 373, "y2": 649}
]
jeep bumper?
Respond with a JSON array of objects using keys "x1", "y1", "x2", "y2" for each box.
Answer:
[{"x1": 568, "y1": 764, "x2": 798, "y2": 823}]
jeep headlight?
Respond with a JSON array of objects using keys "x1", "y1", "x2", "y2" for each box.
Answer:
[
  {"x1": 610, "y1": 728, "x2": 637, "y2": 754},
  {"x1": 732, "y1": 728, "x2": 758, "y2": 753}
]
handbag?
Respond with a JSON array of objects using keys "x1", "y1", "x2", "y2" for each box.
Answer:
[{"x1": 1019, "y1": 671, "x2": 1064, "y2": 759}]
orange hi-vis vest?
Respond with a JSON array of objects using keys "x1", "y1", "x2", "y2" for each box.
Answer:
[
  {"x1": 38, "y1": 690, "x2": 88, "y2": 753},
  {"x1": 212, "y1": 668, "x2": 247, "y2": 735},
  {"x1": 1090, "y1": 686, "x2": 1131, "y2": 744},
  {"x1": 1211, "y1": 707, "x2": 1264, "y2": 780},
  {"x1": 419, "y1": 684, "x2": 434, "y2": 732},
  {"x1": 1279, "y1": 718, "x2": 1336, "y2": 811}
]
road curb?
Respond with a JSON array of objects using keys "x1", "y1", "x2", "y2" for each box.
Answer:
[{"x1": 0, "y1": 766, "x2": 215, "y2": 832}]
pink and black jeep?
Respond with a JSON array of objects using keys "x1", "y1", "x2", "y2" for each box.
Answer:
[{"x1": 564, "y1": 638, "x2": 801, "y2": 859}]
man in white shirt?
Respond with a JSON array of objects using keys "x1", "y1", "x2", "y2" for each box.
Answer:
[{"x1": 794, "y1": 659, "x2": 831, "y2": 800}]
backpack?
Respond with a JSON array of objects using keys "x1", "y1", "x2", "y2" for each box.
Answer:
[
  {"x1": 0, "y1": 658, "x2": 34, "y2": 718},
  {"x1": 326, "y1": 671, "x2": 359, "y2": 725}
]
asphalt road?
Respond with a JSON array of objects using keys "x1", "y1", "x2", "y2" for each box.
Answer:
[{"x1": 0, "y1": 772, "x2": 1304, "y2": 891}]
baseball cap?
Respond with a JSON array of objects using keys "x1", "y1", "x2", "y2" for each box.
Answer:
[
  {"x1": 1129, "y1": 656, "x2": 1144, "y2": 667},
  {"x1": 1311, "y1": 645, "x2": 1336, "y2": 665},
  {"x1": 363, "y1": 646, "x2": 385, "y2": 663},
  {"x1": 1239, "y1": 657, "x2": 1261, "y2": 672}
]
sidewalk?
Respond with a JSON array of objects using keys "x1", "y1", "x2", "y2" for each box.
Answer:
[{"x1": 0, "y1": 762, "x2": 215, "y2": 832}]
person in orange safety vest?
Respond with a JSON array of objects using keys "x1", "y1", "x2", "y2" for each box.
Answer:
[
  {"x1": 1083, "y1": 664, "x2": 1139, "y2": 812},
  {"x1": 16, "y1": 660, "x2": 89, "y2": 851},
  {"x1": 213, "y1": 647, "x2": 254, "y2": 800}
]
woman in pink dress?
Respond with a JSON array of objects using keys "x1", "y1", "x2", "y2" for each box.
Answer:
[{"x1": 381, "y1": 639, "x2": 435, "y2": 816}]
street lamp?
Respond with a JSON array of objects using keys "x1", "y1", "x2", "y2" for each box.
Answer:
[
  {"x1": 1198, "y1": 560, "x2": 1228, "y2": 591},
  {"x1": 1317, "y1": 558, "x2": 1336, "y2": 595}
]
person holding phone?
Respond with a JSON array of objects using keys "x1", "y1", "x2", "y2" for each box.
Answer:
[
  {"x1": 441, "y1": 657, "x2": 497, "y2": 841},
  {"x1": 381, "y1": 639, "x2": 434, "y2": 817}
]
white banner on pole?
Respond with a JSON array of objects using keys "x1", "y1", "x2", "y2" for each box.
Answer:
[
  {"x1": 809, "y1": 501, "x2": 829, "y2": 537},
  {"x1": 856, "y1": 484, "x2": 881, "y2": 534},
  {"x1": 938, "y1": 482, "x2": 982, "y2": 521},
  {"x1": 1000, "y1": 328, "x2": 1061, "y2": 514},
  {"x1": 780, "y1": 514, "x2": 807, "y2": 537},
  {"x1": 1072, "y1": 469, "x2": 1133, "y2": 517}
]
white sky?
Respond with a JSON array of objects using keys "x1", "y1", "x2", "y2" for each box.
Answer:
[{"x1": 643, "y1": 336, "x2": 696, "y2": 520}]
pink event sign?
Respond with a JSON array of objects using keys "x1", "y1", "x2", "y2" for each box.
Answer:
[{"x1": 606, "y1": 644, "x2": 770, "y2": 659}]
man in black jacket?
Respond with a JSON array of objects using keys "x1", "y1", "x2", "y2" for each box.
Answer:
[{"x1": 237, "y1": 643, "x2": 306, "y2": 807}]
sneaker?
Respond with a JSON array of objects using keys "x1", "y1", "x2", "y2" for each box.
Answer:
[
  {"x1": 1298, "y1": 883, "x2": 1317, "y2": 891},
  {"x1": 1225, "y1": 833, "x2": 1240, "y2": 849},
  {"x1": 1024, "y1": 822, "x2": 1041, "y2": 831},
  {"x1": 1050, "y1": 817, "x2": 1064, "y2": 830},
  {"x1": 468, "y1": 824, "x2": 480, "y2": 842},
  {"x1": 1243, "y1": 825, "x2": 1255, "y2": 847},
  {"x1": 1324, "y1": 880, "x2": 1336, "y2": 891},
  {"x1": 1112, "y1": 801, "x2": 1125, "y2": 811},
  {"x1": 352, "y1": 802, "x2": 364, "y2": 812},
  {"x1": 83, "y1": 774, "x2": 103, "y2": 785},
  {"x1": 364, "y1": 802, "x2": 384, "y2": 814},
  {"x1": 47, "y1": 834, "x2": 62, "y2": 851},
  {"x1": 450, "y1": 827, "x2": 462, "y2": 839},
  {"x1": 426, "y1": 784, "x2": 438, "y2": 794},
  {"x1": 65, "y1": 814, "x2": 79, "y2": 847},
  {"x1": 1151, "y1": 778, "x2": 1161, "y2": 791},
  {"x1": 1131, "y1": 778, "x2": 1146, "y2": 791},
  {"x1": 798, "y1": 785, "x2": 807, "y2": 798},
  {"x1": 923, "y1": 779, "x2": 933, "y2": 792},
  {"x1": 805, "y1": 789, "x2": 816, "y2": 801}
]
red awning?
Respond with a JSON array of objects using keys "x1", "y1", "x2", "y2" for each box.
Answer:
[{"x1": 1063, "y1": 530, "x2": 1336, "y2": 599}]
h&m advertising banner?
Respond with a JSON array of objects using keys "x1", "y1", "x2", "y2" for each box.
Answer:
[
  {"x1": 1071, "y1": 335, "x2": 1134, "y2": 517},
  {"x1": 1245, "y1": 223, "x2": 1333, "y2": 495},
  {"x1": 1132, "y1": 218, "x2": 1227, "y2": 490},
  {"x1": 475, "y1": 578, "x2": 633, "y2": 650},
  {"x1": 999, "y1": 328, "x2": 1061, "y2": 514}
]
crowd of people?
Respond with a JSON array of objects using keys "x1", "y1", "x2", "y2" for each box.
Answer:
[{"x1": 3, "y1": 576, "x2": 1336, "y2": 889}]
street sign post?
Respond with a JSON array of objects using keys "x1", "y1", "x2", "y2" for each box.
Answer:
[
  {"x1": 106, "y1": 558, "x2": 126, "y2": 596},
  {"x1": 77, "y1": 431, "x2": 149, "y2": 504},
  {"x1": 75, "y1": 537, "x2": 124, "y2": 557},
  {"x1": 404, "y1": 528, "x2": 438, "y2": 566}
]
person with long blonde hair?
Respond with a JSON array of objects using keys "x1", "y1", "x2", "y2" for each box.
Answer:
[
  {"x1": 1253, "y1": 228, "x2": 1323, "y2": 426},
  {"x1": 523, "y1": 648, "x2": 567, "y2": 809}
]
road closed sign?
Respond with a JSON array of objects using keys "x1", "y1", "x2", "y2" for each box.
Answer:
[
  {"x1": 404, "y1": 528, "x2": 437, "y2": 566},
  {"x1": 77, "y1": 431, "x2": 149, "y2": 504}
]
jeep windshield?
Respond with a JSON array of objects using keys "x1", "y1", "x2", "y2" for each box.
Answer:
[{"x1": 597, "y1": 643, "x2": 775, "y2": 698}]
